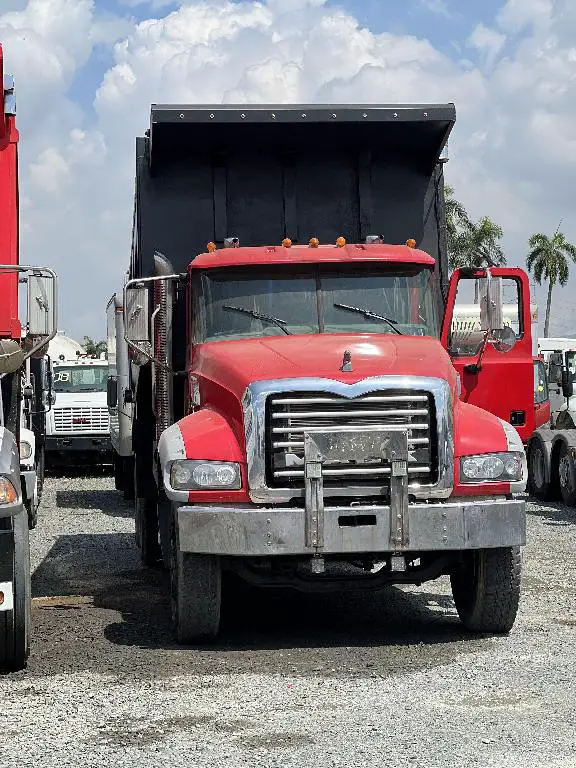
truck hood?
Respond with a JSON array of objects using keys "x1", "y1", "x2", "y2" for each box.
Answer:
[
  {"x1": 192, "y1": 334, "x2": 458, "y2": 399},
  {"x1": 53, "y1": 392, "x2": 107, "y2": 407}
]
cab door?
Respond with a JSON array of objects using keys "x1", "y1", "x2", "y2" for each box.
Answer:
[
  {"x1": 533, "y1": 357, "x2": 550, "y2": 429},
  {"x1": 441, "y1": 267, "x2": 535, "y2": 443}
]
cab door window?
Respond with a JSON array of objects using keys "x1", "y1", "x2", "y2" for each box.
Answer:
[{"x1": 449, "y1": 276, "x2": 522, "y2": 357}]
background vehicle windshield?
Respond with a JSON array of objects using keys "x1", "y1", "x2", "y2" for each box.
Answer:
[
  {"x1": 197, "y1": 266, "x2": 440, "y2": 342},
  {"x1": 53, "y1": 365, "x2": 108, "y2": 393}
]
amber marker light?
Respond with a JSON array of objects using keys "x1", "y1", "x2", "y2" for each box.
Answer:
[
  {"x1": 309, "y1": 238, "x2": 320, "y2": 248},
  {"x1": 206, "y1": 241, "x2": 217, "y2": 252},
  {"x1": 282, "y1": 238, "x2": 293, "y2": 248},
  {"x1": 0, "y1": 477, "x2": 17, "y2": 505},
  {"x1": 336, "y1": 236, "x2": 346, "y2": 248},
  {"x1": 406, "y1": 238, "x2": 417, "y2": 248}
]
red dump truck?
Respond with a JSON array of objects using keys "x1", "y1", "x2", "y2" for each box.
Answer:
[
  {"x1": 0, "y1": 47, "x2": 58, "y2": 669},
  {"x1": 112, "y1": 104, "x2": 536, "y2": 642}
]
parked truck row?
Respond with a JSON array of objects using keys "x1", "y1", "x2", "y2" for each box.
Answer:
[{"x1": 3, "y1": 38, "x2": 570, "y2": 669}]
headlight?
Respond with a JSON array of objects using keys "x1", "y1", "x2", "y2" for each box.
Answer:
[
  {"x1": 0, "y1": 477, "x2": 17, "y2": 505},
  {"x1": 19, "y1": 441, "x2": 32, "y2": 460},
  {"x1": 460, "y1": 452, "x2": 524, "y2": 483},
  {"x1": 170, "y1": 460, "x2": 242, "y2": 490}
]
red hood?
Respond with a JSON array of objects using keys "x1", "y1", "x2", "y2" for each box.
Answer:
[{"x1": 191, "y1": 334, "x2": 458, "y2": 399}]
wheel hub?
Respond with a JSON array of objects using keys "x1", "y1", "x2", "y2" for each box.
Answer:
[
  {"x1": 559, "y1": 455, "x2": 574, "y2": 491},
  {"x1": 531, "y1": 447, "x2": 545, "y2": 487}
]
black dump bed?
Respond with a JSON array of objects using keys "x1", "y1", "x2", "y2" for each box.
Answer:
[{"x1": 131, "y1": 104, "x2": 455, "y2": 293}]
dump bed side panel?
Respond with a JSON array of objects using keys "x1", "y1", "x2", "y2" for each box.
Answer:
[{"x1": 132, "y1": 106, "x2": 454, "y2": 297}]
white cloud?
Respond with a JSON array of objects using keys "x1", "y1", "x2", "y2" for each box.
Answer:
[
  {"x1": 467, "y1": 23, "x2": 506, "y2": 68},
  {"x1": 496, "y1": 0, "x2": 553, "y2": 32},
  {"x1": 2, "y1": 0, "x2": 576, "y2": 338},
  {"x1": 28, "y1": 148, "x2": 71, "y2": 193},
  {"x1": 419, "y1": 0, "x2": 451, "y2": 18},
  {"x1": 119, "y1": 0, "x2": 177, "y2": 8}
]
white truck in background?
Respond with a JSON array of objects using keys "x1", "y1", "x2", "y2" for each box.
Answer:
[
  {"x1": 106, "y1": 295, "x2": 134, "y2": 498},
  {"x1": 45, "y1": 334, "x2": 111, "y2": 466}
]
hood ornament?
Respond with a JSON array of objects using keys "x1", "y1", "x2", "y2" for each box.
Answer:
[{"x1": 340, "y1": 349, "x2": 353, "y2": 372}]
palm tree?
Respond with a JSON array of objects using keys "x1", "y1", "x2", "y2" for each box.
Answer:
[
  {"x1": 445, "y1": 184, "x2": 470, "y2": 269},
  {"x1": 526, "y1": 229, "x2": 576, "y2": 337},
  {"x1": 83, "y1": 336, "x2": 107, "y2": 357},
  {"x1": 456, "y1": 216, "x2": 506, "y2": 270}
]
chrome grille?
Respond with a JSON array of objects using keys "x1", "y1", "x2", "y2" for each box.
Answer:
[
  {"x1": 53, "y1": 407, "x2": 110, "y2": 434},
  {"x1": 266, "y1": 390, "x2": 436, "y2": 487}
]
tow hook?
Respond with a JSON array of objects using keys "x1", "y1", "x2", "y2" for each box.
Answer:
[{"x1": 311, "y1": 555, "x2": 325, "y2": 574}]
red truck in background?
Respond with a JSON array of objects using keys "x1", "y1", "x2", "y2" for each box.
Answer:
[
  {"x1": 0, "y1": 46, "x2": 58, "y2": 670},
  {"x1": 110, "y1": 103, "x2": 537, "y2": 644}
]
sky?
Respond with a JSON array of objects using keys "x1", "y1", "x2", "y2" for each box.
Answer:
[{"x1": 1, "y1": 0, "x2": 575, "y2": 340}]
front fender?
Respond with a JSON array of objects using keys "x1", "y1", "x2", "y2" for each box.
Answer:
[
  {"x1": 157, "y1": 409, "x2": 249, "y2": 504},
  {"x1": 0, "y1": 426, "x2": 24, "y2": 518},
  {"x1": 453, "y1": 401, "x2": 526, "y2": 496}
]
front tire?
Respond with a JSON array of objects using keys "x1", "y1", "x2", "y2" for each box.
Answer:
[
  {"x1": 134, "y1": 453, "x2": 161, "y2": 567},
  {"x1": 0, "y1": 512, "x2": 31, "y2": 671},
  {"x1": 451, "y1": 547, "x2": 521, "y2": 634},
  {"x1": 558, "y1": 442, "x2": 576, "y2": 506},
  {"x1": 169, "y1": 509, "x2": 221, "y2": 643},
  {"x1": 527, "y1": 436, "x2": 552, "y2": 500}
]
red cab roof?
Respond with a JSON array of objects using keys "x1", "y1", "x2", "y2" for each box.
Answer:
[{"x1": 189, "y1": 243, "x2": 436, "y2": 271}]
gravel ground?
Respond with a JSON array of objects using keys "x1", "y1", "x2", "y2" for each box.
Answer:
[{"x1": 0, "y1": 474, "x2": 575, "y2": 768}]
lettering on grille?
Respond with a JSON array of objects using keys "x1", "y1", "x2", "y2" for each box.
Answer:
[
  {"x1": 53, "y1": 407, "x2": 110, "y2": 434},
  {"x1": 265, "y1": 390, "x2": 437, "y2": 488}
]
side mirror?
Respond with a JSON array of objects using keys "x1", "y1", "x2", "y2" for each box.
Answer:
[
  {"x1": 549, "y1": 353, "x2": 564, "y2": 385},
  {"x1": 28, "y1": 271, "x2": 57, "y2": 337},
  {"x1": 491, "y1": 326, "x2": 517, "y2": 354},
  {"x1": 107, "y1": 376, "x2": 118, "y2": 408},
  {"x1": 124, "y1": 284, "x2": 152, "y2": 363},
  {"x1": 478, "y1": 275, "x2": 504, "y2": 333},
  {"x1": 562, "y1": 369, "x2": 574, "y2": 399},
  {"x1": 125, "y1": 285, "x2": 150, "y2": 344}
]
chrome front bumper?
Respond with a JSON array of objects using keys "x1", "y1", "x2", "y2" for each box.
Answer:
[{"x1": 177, "y1": 497, "x2": 526, "y2": 556}]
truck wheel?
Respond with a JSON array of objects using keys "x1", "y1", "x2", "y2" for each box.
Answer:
[
  {"x1": 0, "y1": 512, "x2": 31, "y2": 671},
  {"x1": 558, "y1": 442, "x2": 576, "y2": 506},
  {"x1": 113, "y1": 456, "x2": 123, "y2": 492},
  {"x1": 527, "y1": 437, "x2": 552, "y2": 500},
  {"x1": 122, "y1": 457, "x2": 135, "y2": 501},
  {"x1": 24, "y1": 475, "x2": 39, "y2": 531},
  {"x1": 169, "y1": 510, "x2": 221, "y2": 643},
  {"x1": 451, "y1": 547, "x2": 521, "y2": 634},
  {"x1": 134, "y1": 455, "x2": 160, "y2": 567},
  {"x1": 36, "y1": 447, "x2": 45, "y2": 505}
]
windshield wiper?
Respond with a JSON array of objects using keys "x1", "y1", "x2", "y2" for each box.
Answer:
[
  {"x1": 333, "y1": 303, "x2": 402, "y2": 335},
  {"x1": 223, "y1": 305, "x2": 292, "y2": 335}
]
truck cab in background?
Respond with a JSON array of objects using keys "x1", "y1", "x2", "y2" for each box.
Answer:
[
  {"x1": 119, "y1": 103, "x2": 537, "y2": 644},
  {"x1": 45, "y1": 355, "x2": 111, "y2": 466}
]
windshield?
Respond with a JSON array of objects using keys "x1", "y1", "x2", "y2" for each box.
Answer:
[
  {"x1": 53, "y1": 365, "x2": 108, "y2": 393},
  {"x1": 196, "y1": 266, "x2": 441, "y2": 342}
]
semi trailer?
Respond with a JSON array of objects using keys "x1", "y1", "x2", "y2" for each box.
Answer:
[
  {"x1": 0, "y1": 49, "x2": 58, "y2": 669},
  {"x1": 111, "y1": 103, "x2": 537, "y2": 642},
  {"x1": 527, "y1": 347, "x2": 576, "y2": 505}
]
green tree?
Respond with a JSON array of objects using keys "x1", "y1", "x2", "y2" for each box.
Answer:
[
  {"x1": 526, "y1": 229, "x2": 576, "y2": 337},
  {"x1": 445, "y1": 184, "x2": 470, "y2": 269},
  {"x1": 455, "y1": 216, "x2": 506, "y2": 270},
  {"x1": 83, "y1": 336, "x2": 107, "y2": 357}
]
